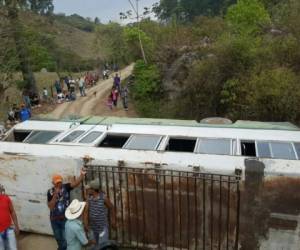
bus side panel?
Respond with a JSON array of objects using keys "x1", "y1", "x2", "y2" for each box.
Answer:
[{"x1": 0, "y1": 154, "x2": 82, "y2": 235}]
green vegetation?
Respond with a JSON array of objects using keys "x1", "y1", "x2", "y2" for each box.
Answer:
[
  {"x1": 153, "y1": 0, "x2": 235, "y2": 22},
  {"x1": 54, "y1": 14, "x2": 96, "y2": 32},
  {"x1": 0, "y1": 2, "x2": 102, "y2": 119},
  {"x1": 123, "y1": 0, "x2": 300, "y2": 124},
  {"x1": 132, "y1": 60, "x2": 162, "y2": 117},
  {"x1": 1, "y1": 0, "x2": 300, "y2": 124}
]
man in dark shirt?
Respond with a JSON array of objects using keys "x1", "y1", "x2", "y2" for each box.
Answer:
[
  {"x1": 113, "y1": 74, "x2": 121, "y2": 91},
  {"x1": 47, "y1": 169, "x2": 86, "y2": 250}
]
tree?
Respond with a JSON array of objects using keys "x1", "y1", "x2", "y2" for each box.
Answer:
[
  {"x1": 0, "y1": 11, "x2": 19, "y2": 100},
  {"x1": 247, "y1": 68, "x2": 300, "y2": 122},
  {"x1": 94, "y1": 17, "x2": 100, "y2": 24},
  {"x1": 1, "y1": 0, "x2": 54, "y2": 14},
  {"x1": 226, "y1": 0, "x2": 271, "y2": 35},
  {"x1": 123, "y1": 26, "x2": 154, "y2": 61},
  {"x1": 120, "y1": 0, "x2": 152, "y2": 64},
  {"x1": 3, "y1": 0, "x2": 37, "y2": 93},
  {"x1": 154, "y1": 0, "x2": 235, "y2": 22},
  {"x1": 94, "y1": 22, "x2": 128, "y2": 65}
]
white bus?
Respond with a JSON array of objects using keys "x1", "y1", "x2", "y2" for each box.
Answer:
[{"x1": 1, "y1": 116, "x2": 300, "y2": 249}]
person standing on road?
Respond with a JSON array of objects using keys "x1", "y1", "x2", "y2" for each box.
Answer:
[
  {"x1": 55, "y1": 80, "x2": 62, "y2": 95},
  {"x1": 43, "y1": 87, "x2": 49, "y2": 102},
  {"x1": 107, "y1": 92, "x2": 113, "y2": 110},
  {"x1": 84, "y1": 180, "x2": 115, "y2": 248},
  {"x1": 113, "y1": 74, "x2": 120, "y2": 91},
  {"x1": 112, "y1": 87, "x2": 118, "y2": 107},
  {"x1": 121, "y1": 86, "x2": 129, "y2": 111},
  {"x1": 65, "y1": 199, "x2": 95, "y2": 250},
  {"x1": 79, "y1": 77, "x2": 86, "y2": 97},
  {"x1": 0, "y1": 184, "x2": 20, "y2": 250},
  {"x1": 47, "y1": 169, "x2": 87, "y2": 250},
  {"x1": 65, "y1": 76, "x2": 70, "y2": 92}
]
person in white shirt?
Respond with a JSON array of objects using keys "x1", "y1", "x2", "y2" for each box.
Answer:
[{"x1": 79, "y1": 77, "x2": 86, "y2": 97}]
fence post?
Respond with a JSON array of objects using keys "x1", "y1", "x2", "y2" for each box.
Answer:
[
  {"x1": 240, "y1": 159, "x2": 269, "y2": 250},
  {"x1": 81, "y1": 156, "x2": 93, "y2": 201}
]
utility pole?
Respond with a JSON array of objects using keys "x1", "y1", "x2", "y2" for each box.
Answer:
[{"x1": 128, "y1": 0, "x2": 148, "y2": 64}]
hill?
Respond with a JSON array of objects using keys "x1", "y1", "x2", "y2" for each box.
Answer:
[
  {"x1": 20, "y1": 11, "x2": 99, "y2": 62},
  {"x1": 0, "y1": 11, "x2": 102, "y2": 121}
]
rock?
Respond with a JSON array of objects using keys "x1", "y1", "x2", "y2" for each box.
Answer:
[
  {"x1": 40, "y1": 68, "x2": 48, "y2": 73},
  {"x1": 270, "y1": 28, "x2": 283, "y2": 36},
  {"x1": 162, "y1": 52, "x2": 200, "y2": 100}
]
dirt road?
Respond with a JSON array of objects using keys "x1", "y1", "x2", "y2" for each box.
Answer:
[
  {"x1": 50, "y1": 64, "x2": 137, "y2": 119},
  {"x1": 19, "y1": 233, "x2": 56, "y2": 250}
]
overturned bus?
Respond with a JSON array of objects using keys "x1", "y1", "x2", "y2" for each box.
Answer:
[{"x1": 0, "y1": 116, "x2": 300, "y2": 249}]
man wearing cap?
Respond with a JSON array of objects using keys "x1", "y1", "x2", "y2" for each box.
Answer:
[
  {"x1": 65, "y1": 199, "x2": 93, "y2": 250},
  {"x1": 84, "y1": 180, "x2": 115, "y2": 247},
  {"x1": 0, "y1": 184, "x2": 20, "y2": 250},
  {"x1": 47, "y1": 169, "x2": 86, "y2": 250}
]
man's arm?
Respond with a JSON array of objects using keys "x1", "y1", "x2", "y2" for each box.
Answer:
[
  {"x1": 75, "y1": 224, "x2": 90, "y2": 246},
  {"x1": 47, "y1": 190, "x2": 58, "y2": 210},
  {"x1": 83, "y1": 203, "x2": 89, "y2": 232},
  {"x1": 105, "y1": 197, "x2": 116, "y2": 229},
  {"x1": 9, "y1": 200, "x2": 20, "y2": 235},
  {"x1": 70, "y1": 168, "x2": 86, "y2": 189}
]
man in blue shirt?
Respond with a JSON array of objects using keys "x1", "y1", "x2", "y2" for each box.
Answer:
[
  {"x1": 47, "y1": 169, "x2": 86, "y2": 250},
  {"x1": 19, "y1": 104, "x2": 31, "y2": 122}
]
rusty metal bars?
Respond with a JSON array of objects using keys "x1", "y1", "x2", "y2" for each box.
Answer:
[{"x1": 84, "y1": 166, "x2": 240, "y2": 250}]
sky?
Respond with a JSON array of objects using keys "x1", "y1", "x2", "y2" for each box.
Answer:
[{"x1": 53, "y1": 0, "x2": 159, "y2": 23}]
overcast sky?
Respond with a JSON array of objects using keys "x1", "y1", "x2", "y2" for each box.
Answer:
[{"x1": 53, "y1": 0, "x2": 158, "y2": 23}]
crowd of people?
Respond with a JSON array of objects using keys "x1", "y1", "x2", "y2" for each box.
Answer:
[
  {"x1": 7, "y1": 103, "x2": 31, "y2": 124},
  {"x1": 0, "y1": 168, "x2": 117, "y2": 250},
  {"x1": 107, "y1": 73, "x2": 131, "y2": 112},
  {"x1": 54, "y1": 72, "x2": 99, "y2": 104},
  {"x1": 5, "y1": 68, "x2": 134, "y2": 127}
]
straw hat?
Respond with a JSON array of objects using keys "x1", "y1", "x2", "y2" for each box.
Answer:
[{"x1": 65, "y1": 199, "x2": 86, "y2": 220}]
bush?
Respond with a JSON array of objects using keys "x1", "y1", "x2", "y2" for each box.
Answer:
[
  {"x1": 247, "y1": 67, "x2": 300, "y2": 122},
  {"x1": 132, "y1": 60, "x2": 163, "y2": 117}
]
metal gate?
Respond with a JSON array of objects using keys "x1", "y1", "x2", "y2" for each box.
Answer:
[{"x1": 85, "y1": 166, "x2": 240, "y2": 250}]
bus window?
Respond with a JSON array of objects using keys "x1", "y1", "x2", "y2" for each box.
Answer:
[
  {"x1": 99, "y1": 134, "x2": 130, "y2": 148},
  {"x1": 196, "y1": 138, "x2": 231, "y2": 155},
  {"x1": 61, "y1": 130, "x2": 85, "y2": 142},
  {"x1": 79, "y1": 131, "x2": 102, "y2": 144},
  {"x1": 25, "y1": 131, "x2": 60, "y2": 144},
  {"x1": 270, "y1": 142, "x2": 296, "y2": 160},
  {"x1": 294, "y1": 143, "x2": 300, "y2": 159},
  {"x1": 257, "y1": 141, "x2": 272, "y2": 158},
  {"x1": 241, "y1": 141, "x2": 256, "y2": 157},
  {"x1": 165, "y1": 138, "x2": 196, "y2": 153},
  {"x1": 13, "y1": 130, "x2": 32, "y2": 142},
  {"x1": 124, "y1": 135, "x2": 162, "y2": 150}
]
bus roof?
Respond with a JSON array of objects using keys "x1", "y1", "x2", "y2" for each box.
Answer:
[{"x1": 32, "y1": 116, "x2": 300, "y2": 131}]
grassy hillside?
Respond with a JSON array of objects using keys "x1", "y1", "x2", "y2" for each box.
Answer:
[
  {"x1": 0, "y1": 12, "x2": 101, "y2": 121},
  {"x1": 20, "y1": 12, "x2": 98, "y2": 61}
]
